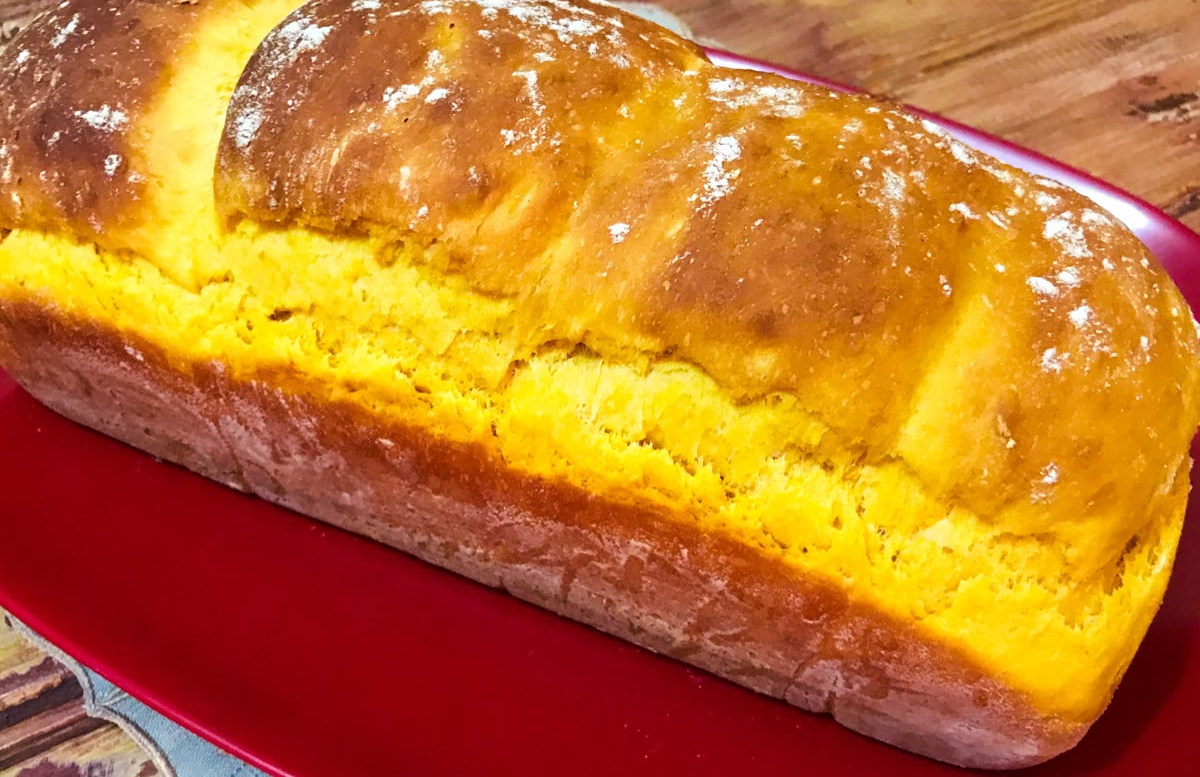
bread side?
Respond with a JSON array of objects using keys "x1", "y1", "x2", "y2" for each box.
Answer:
[
  {"x1": 0, "y1": 302, "x2": 1085, "y2": 769},
  {"x1": 1, "y1": 0, "x2": 1198, "y2": 768}
]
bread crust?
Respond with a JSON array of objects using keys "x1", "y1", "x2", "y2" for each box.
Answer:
[
  {"x1": 0, "y1": 299, "x2": 1085, "y2": 769},
  {"x1": 0, "y1": 0, "x2": 204, "y2": 241}
]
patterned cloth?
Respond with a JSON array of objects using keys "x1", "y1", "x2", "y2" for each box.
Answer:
[{"x1": 10, "y1": 612, "x2": 266, "y2": 777}]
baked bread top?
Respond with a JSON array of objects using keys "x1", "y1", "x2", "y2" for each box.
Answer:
[
  {"x1": 216, "y1": 0, "x2": 1200, "y2": 576},
  {"x1": 2, "y1": 0, "x2": 1198, "y2": 734}
]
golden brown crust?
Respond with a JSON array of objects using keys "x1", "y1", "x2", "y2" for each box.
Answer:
[
  {"x1": 215, "y1": 0, "x2": 710, "y2": 290},
  {"x1": 213, "y1": 0, "x2": 1200, "y2": 572},
  {"x1": 0, "y1": 299, "x2": 1086, "y2": 769},
  {"x1": 0, "y1": 0, "x2": 203, "y2": 242}
]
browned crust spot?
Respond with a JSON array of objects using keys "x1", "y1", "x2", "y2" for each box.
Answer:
[{"x1": 0, "y1": 0, "x2": 204, "y2": 241}]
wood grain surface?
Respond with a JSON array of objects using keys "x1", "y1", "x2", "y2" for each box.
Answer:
[{"x1": 662, "y1": 0, "x2": 1200, "y2": 233}]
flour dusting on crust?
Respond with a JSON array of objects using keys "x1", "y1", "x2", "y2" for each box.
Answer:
[{"x1": 227, "y1": 11, "x2": 333, "y2": 154}]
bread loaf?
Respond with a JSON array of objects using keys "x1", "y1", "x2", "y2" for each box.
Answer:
[{"x1": 2, "y1": 0, "x2": 1198, "y2": 767}]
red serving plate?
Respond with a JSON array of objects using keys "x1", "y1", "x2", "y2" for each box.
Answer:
[{"x1": 2, "y1": 52, "x2": 1199, "y2": 776}]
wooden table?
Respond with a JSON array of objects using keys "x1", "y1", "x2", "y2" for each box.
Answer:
[
  {"x1": 1, "y1": 1, "x2": 1198, "y2": 774},
  {"x1": 664, "y1": 0, "x2": 1200, "y2": 234}
]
